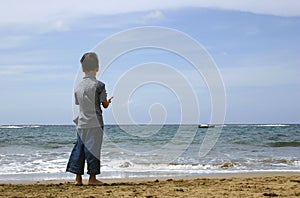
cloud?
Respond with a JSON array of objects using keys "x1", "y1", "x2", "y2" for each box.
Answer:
[
  {"x1": 221, "y1": 65, "x2": 300, "y2": 87},
  {"x1": 0, "y1": 0, "x2": 299, "y2": 33},
  {"x1": 51, "y1": 20, "x2": 70, "y2": 32},
  {"x1": 195, "y1": 0, "x2": 300, "y2": 17},
  {"x1": 0, "y1": 65, "x2": 74, "y2": 82},
  {"x1": 142, "y1": 10, "x2": 165, "y2": 22},
  {"x1": 0, "y1": 35, "x2": 31, "y2": 49}
]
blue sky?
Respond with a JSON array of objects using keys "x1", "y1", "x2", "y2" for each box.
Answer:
[{"x1": 0, "y1": 0, "x2": 299, "y2": 125}]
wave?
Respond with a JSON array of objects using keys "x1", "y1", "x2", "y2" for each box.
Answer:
[
  {"x1": 101, "y1": 160, "x2": 240, "y2": 173},
  {"x1": 0, "y1": 125, "x2": 40, "y2": 129},
  {"x1": 268, "y1": 141, "x2": 300, "y2": 147},
  {"x1": 253, "y1": 124, "x2": 289, "y2": 127},
  {"x1": 0, "y1": 126, "x2": 23, "y2": 129},
  {"x1": 230, "y1": 124, "x2": 290, "y2": 127},
  {"x1": 26, "y1": 125, "x2": 40, "y2": 128},
  {"x1": 0, "y1": 157, "x2": 299, "y2": 181}
]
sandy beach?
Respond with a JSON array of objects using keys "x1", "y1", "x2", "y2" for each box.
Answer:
[{"x1": 1, "y1": 173, "x2": 299, "y2": 197}]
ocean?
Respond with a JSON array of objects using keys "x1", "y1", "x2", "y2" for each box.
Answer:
[{"x1": 0, "y1": 124, "x2": 299, "y2": 182}]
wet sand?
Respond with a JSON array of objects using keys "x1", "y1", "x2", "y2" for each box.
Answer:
[{"x1": 1, "y1": 172, "x2": 299, "y2": 197}]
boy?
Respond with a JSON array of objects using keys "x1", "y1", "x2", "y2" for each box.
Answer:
[{"x1": 66, "y1": 52, "x2": 113, "y2": 186}]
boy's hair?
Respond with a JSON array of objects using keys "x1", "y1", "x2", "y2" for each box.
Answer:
[{"x1": 80, "y1": 52, "x2": 99, "y2": 71}]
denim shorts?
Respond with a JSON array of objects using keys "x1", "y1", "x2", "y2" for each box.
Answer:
[{"x1": 66, "y1": 127, "x2": 103, "y2": 175}]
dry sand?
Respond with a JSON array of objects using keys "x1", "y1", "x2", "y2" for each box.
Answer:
[{"x1": 0, "y1": 173, "x2": 299, "y2": 197}]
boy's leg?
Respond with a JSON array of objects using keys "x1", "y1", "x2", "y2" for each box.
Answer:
[
  {"x1": 66, "y1": 133, "x2": 85, "y2": 184},
  {"x1": 83, "y1": 127, "x2": 104, "y2": 185},
  {"x1": 85, "y1": 147, "x2": 102, "y2": 185}
]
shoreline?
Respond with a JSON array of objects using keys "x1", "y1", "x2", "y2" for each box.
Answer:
[
  {"x1": 1, "y1": 170, "x2": 300, "y2": 184},
  {"x1": 0, "y1": 172, "x2": 300, "y2": 197}
]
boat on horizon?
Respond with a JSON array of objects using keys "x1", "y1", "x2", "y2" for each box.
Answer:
[{"x1": 198, "y1": 124, "x2": 215, "y2": 128}]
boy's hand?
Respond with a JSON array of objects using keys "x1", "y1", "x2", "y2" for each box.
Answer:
[
  {"x1": 102, "y1": 96, "x2": 113, "y2": 108},
  {"x1": 108, "y1": 96, "x2": 113, "y2": 103}
]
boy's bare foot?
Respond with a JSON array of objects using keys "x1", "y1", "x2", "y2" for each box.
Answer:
[
  {"x1": 88, "y1": 180, "x2": 104, "y2": 186},
  {"x1": 75, "y1": 174, "x2": 83, "y2": 186},
  {"x1": 88, "y1": 174, "x2": 104, "y2": 186}
]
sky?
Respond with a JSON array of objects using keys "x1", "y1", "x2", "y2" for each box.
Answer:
[{"x1": 0, "y1": 0, "x2": 299, "y2": 125}]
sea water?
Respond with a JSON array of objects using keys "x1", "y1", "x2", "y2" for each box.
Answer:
[{"x1": 0, "y1": 124, "x2": 299, "y2": 182}]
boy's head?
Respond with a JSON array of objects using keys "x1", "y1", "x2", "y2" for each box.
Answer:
[{"x1": 80, "y1": 52, "x2": 99, "y2": 72}]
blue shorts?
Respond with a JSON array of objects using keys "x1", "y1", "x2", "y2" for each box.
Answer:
[{"x1": 66, "y1": 127, "x2": 103, "y2": 175}]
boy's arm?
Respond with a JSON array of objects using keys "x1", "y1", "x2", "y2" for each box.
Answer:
[
  {"x1": 74, "y1": 92, "x2": 79, "y2": 105},
  {"x1": 102, "y1": 96, "x2": 113, "y2": 108}
]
